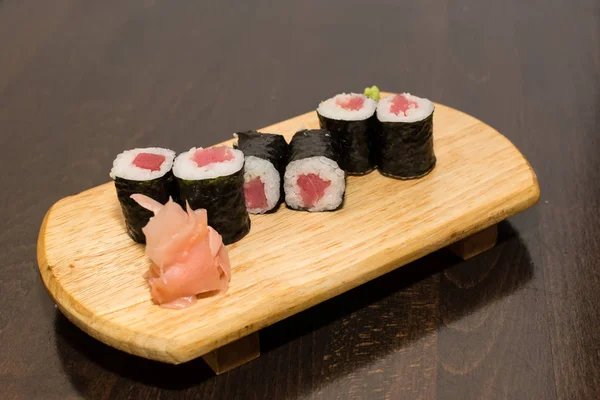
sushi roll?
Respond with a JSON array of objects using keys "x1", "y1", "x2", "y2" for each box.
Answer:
[
  {"x1": 173, "y1": 146, "x2": 250, "y2": 245},
  {"x1": 375, "y1": 93, "x2": 436, "y2": 179},
  {"x1": 284, "y1": 129, "x2": 345, "y2": 212},
  {"x1": 110, "y1": 147, "x2": 176, "y2": 243},
  {"x1": 316, "y1": 93, "x2": 378, "y2": 175},
  {"x1": 234, "y1": 130, "x2": 288, "y2": 214}
]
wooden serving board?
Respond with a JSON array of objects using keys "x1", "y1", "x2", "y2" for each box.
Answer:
[{"x1": 37, "y1": 94, "x2": 540, "y2": 373}]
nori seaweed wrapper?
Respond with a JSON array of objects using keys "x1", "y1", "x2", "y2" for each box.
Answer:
[
  {"x1": 376, "y1": 112, "x2": 436, "y2": 179},
  {"x1": 288, "y1": 129, "x2": 340, "y2": 164},
  {"x1": 114, "y1": 172, "x2": 174, "y2": 243},
  {"x1": 317, "y1": 113, "x2": 376, "y2": 175},
  {"x1": 234, "y1": 130, "x2": 288, "y2": 175},
  {"x1": 176, "y1": 168, "x2": 250, "y2": 245}
]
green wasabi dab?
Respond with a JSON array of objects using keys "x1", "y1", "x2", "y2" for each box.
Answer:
[{"x1": 364, "y1": 85, "x2": 380, "y2": 101}]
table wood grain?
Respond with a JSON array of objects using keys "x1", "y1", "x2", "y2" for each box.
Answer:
[{"x1": 1, "y1": 0, "x2": 598, "y2": 399}]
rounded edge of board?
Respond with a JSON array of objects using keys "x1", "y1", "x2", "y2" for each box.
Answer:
[{"x1": 36, "y1": 198, "x2": 192, "y2": 364}]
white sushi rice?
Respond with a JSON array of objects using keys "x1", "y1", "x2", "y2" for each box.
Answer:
[
  {"x1": 376, "y1": 93, "x2": 434, "y2": 123},
  {"x1": 243, "y1": 156, "x2": 280, "y2": 214},
  {"x1": 173, "y1": 147, "x2": 244, "y2": 180},
  {"x1": 317, "y1": 93, "x2": 377, "y2": 121},
  {"x1": 284, "y1": 156, "x2": 345, "y2": 212},
  {"x1": 109, "y1": 147, "x2": 175, "y2": 181}
]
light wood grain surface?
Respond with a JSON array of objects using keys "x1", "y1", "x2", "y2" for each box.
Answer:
[{"x1": 37, "y1": 96, "x2": 540, "y2": 364}]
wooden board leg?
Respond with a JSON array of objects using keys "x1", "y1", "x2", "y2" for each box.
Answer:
[
  {"x1": 201, "y1": 332, "x2": 260, "y2": 375},
  {"x1": 448, "y1": 225, "x2": 498, "y2": 260}
]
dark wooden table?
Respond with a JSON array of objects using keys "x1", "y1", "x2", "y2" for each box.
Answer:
[{"x1": 2, "y1": 1, "x2": 598, "y2": 399}]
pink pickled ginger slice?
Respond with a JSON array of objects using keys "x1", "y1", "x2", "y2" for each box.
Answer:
[{"x1": 131, "y1": 194, "x2": 231, "y2": 309}]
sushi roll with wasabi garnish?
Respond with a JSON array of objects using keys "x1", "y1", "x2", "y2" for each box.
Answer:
[
  {"x1": 316, "y1": 92, "x2": 378, "y2": 175},
  {"x1": 376, "y1": 93, "x2": 436, "y2": 179},
  {"x1": 284, "y1": 129, "x2": 345, "y2": 212},
  {"x1": 110, "y1": 147, "x2": 176, "y2": 243},
  {"x1": 234, "y1": 130, "x2": 288, "y2": 214},
  {"x1": 173, "y1": 146, "x2": 250, "y2": 244}
]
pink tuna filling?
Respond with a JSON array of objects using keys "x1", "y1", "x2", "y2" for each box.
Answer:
[
  {"x1": 244, "y1": 177, "x2": 268, "y2": 210},
  {"x1": 297, "y1": 173, "x2": 331, "y2": 208},
  {"x1": 335, "y1": 95, "x2": 365, "y2": 111},
  {"x1": 192, "y1": 146, "x2": 234, "y2": 168},
  {"x1": 390, "y1": 94, "x2": 418, "y2": 116},
  {"x1": 132, "y1": 152, "x2": 166, "y2": 171}
]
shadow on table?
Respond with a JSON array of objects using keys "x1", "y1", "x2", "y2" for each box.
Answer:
[{"x1": 55, "y1": 221, "x2": 534, "y2": 397}]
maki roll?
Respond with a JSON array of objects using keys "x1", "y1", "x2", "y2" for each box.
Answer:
[
  {"x1": 173, "y1": 146, "x2": 250, "y2": 245},
  {"x1": 375, "y1": 93, "x2": 436, "y2": 179},
  {"x1": 234, "y1": 130, "x2": 288, "y2": 214},
  {"x1": 110, "y1": 147, "x2": 176, "y2": 243},
  {"x1": 284, "y1": 129, "x2": 345, "y2": 212},
  {"x1": 316, "y1": 93, "x2": 378, "y2": 175}
]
